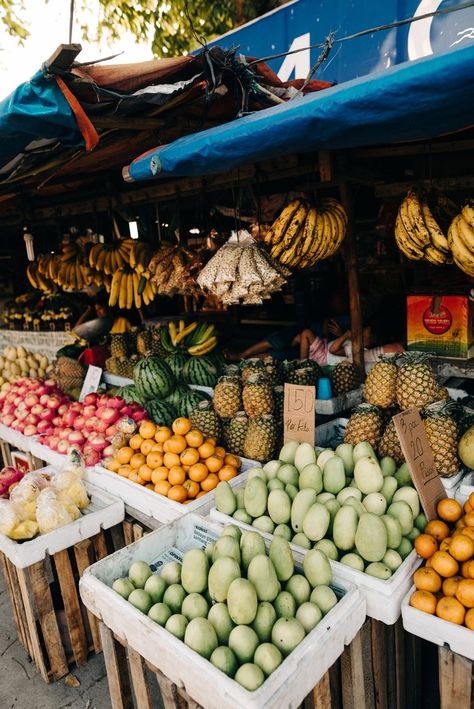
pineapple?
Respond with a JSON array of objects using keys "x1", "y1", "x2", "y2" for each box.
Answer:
[
  {"x1": 151, "y1": 328, "x2": 169, "y2": 358},
  {"x1": 240, "y1": 358, "x2": 266, "y2": 383},
  {"x1": 127, "y1": 329, "x2": 138, "y2": 355},
  {"x1": 244, "y1": 415, "x2": 277, "y2": 462},
  {"x1": 190, "y1": 401, "x2": 222, "y2": 441},
  {"x1": 116, "y1": 357, "x2": 131, "y2": 378},
  {"x1": 242, "y1": 374, "x2": 274, "y2": 418},
  {"x1": 213, "y1": 376, "x2": 242, "y2": 419},
  {"x1": 378, "y1": 419, "x2": 404, "y2": 466},
  {"x1": 110, "y1": 333, "x2": 128, "y2": 358},
  {"x1": 224, "y1": 364, "x2": 241, "y2": 378},
  {"x1": 344, "y1": 404, "x2": 382, "y2": 448},
  {"x1": 224, "y1": 411, "x2": 249, "y2": 456},
  {"x1": 273, "y1": 385, "x2": 284, "y2": 423},
  {"x1": 422, "y1": 402, "x2": 460, "y2": 477},
  {"x1": 396, "y1": 353, "x2": 439, "y2": 410},
  {"x1": 298, "y1": 359, "x2": 323, "y2": 380},
  {"x1": 364, "y1": 356, "x2": 399, "y2": 409},
  {"x1": 137, "y1": 329, "x2": 153, "y2": 356},
  {"x1": 105, "y1": 357, "x2": 119, "y2": 375},
  {"x1": 331, "y1": 361, "x2": 361, "y2": 395},
  {"x1": 285, "y1": 366, "x2": 318, "y2": 387},
  {"x1": 435, "y1": 386, "x2": 449, "y2": 402},
  {"x1": 262, "y1": 356, "x2": 281, "y2": 386}
]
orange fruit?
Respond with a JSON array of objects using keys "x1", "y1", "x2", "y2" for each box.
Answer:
[
  {"x1": 151, "y1": 442, "x2": 164, "y2": 453},
  {"x1": 461, "y1": 526, "x2": 474, "y2": 542},
  {"x1": 465, "y1": 608, "x2": 474, "y2": 629},
  {"x1": 163, "y1": 452, "x2": 181, "y2": 469},
  {"x1": 225, "y1": 454, "x2": 241, "y2": 469},
  {"x1": 168, "y1": 465, "x2": 186, "y2": 486},
  {"x1": 172, "y1": 417, "x2": 192, "y2": 436},
  {"x1": 464, "y1": 511, "x2": 474, "y2": 527},
  {"x1": 128, "y1": 470, "x2": 145, "y2": 485},
  {"x1": 140, "y1": 439, "x2": 155, "y2": 456},
  {"x1": 146, "y1": 451, "x2": 164, "y2": 469},
  {"x1": 465, "y1": 501, "x2": 473, "y2": 514},
  {"x1": 456, "y1": 579, "x2": 474, "y2": 608},
  {"x1": 196, "y1": 490, "x2": 207, "y2": 498},
  {"x1": 117, "y1": 447, "x2": 134, "y2": 465},
  {"x1": 425, "y1": 557, "x2": 434, "y2": 568},
  {"x1": 198, "y1": 441, "x2": 215, "y2": 459},
  {"x1": 207, "y1": 437, "x2": 217, "y2": 446},
  {"x1": 106, "y1": 459, "x2": 120, "y2": 473},
  {"x1": 118, "y1": 464, "x2": 132, "y2": 478},
  {"x1": 215, "y1": 446, "x2": 226, "y2": 459},
  {"x1": 183, "y1": 479, "x2": 200, "y2": 499},
  {"x1": 130, "y1": 453, "x2": 146, "y2": 469},
  {"x1": 414, "y1": 534, "x2": 438, "y2": 559},
  {"x1": 151, "y1": 466, "x2": 169, "y2": 484},
  {"x1": 164, "y1": 435, "x2": 187, "y2": 455},
  {"x1": 138, "y1": 464, "x2": 153, "y2": 482},
  {"x1": 139, "y1": 420, "x2": 157, "y2": 439},
  {"x1": 410, "y1": 590, "x2": 437, "y2": 615},
  {"x1": 431, "y1": 551, "x2": 459, "y2": 578},
  {"x1": 440, "y1": 538, "x2": 452, "y2": 552},
  {"x1": 146, "y1": 484, "x2": 155, "y2": 491},
  {"x1": 219, "y1": 465, "x2": 238, "y2": 481},
  {"x1": 188, "y1": 463, "x2": 209, "y2": 482},
  {"x1": 456, "y1": 519, "x2": 467, "y2": 530},
  {"x1": 436, "y1": 596, "x2": 465, "y2": 625},
  {"x1": 469, "y1": 491, "x2": 474, "y2": 508},
  {"x1": 442, "y1": 576, "x2": 463, "y2": 597},
  {"x1": 154, "y1": 426, "x2": 172, "y2": 443},
  {"x1": 413, "y1": 567, "x2": 442, "y2": 593},
  {"x1": 437, "y1": 498, "x2": 463, "y2": 523},
  {"x1": 185, "y1": 429, "x2": 204, "y2": 448},
  {"x1": 180, "y1": 448, "x2": 200, "y2": 467},
  {"x1": 200, "y1": 473, "x2": 219, "y2": 492},
  {"x1": 425, "y1": 520, "x2": 450, "y2": 542},
  {"x1": 154, "y1": 480, "x2": 171, "y2": 496},
  {"x1": 461, "y1": 560, "x2": 474, "y2": 579},
  {"x1": 449, "y1": 534, "x2": 474, "y2": 562},
  {"x1": 129, "y1": 434, "x2": 143, "y2": 451},
  {"x1": 206, "y1": 455, "x2": 224, "y2": 473},
  {"x1": 183, "y1": 500, "x2": 193, "y2": 505},
  {"x1": 168, "y1": 485, "x2": 188, "y2": 503}
]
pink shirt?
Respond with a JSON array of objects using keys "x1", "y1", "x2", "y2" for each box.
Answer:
[{"x1": 309, "y1": 337, "x2": 384, "y2": 366}]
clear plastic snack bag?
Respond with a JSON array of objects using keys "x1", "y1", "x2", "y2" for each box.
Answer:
[
  {"x1": 36, "y1": 488, "x2": 76, "y2": 534},
  {"x1": 0, "y1": 499, "x2": 38, "y2": 540},
  {"x1": 51, "y1": 469, "x2": 89, "y2": 510},
  {"x1": 10, "y1": 472, "x2": 50, "y2": 521}
]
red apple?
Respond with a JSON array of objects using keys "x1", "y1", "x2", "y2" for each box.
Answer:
[
  {"x1": 58, "y1": 427, "x2": 73, "y2": 440},
  {"x1": 39, "y1": 408, "x2": 54, "y2": 422},
  {"x1": 85, "y1": 416, "x2": 99, "y2": 432},
  {"x1": 83, "y1": 448, "x2": 101, "y2": 466},
  {"x1": 56, "y1": 440, "x2": 70, "y2": 455},
  {"x1": 15, "y1": 421, "x2": 26, "y2": 432},
  {"x1": 68, "y1": 431, "x2": 85, "y2": 446},
  {"x1": 24, "y1": 424, "x2": 37, "y2": 436},
  {"x1": 73, "y1": 415, "x2": 86, "y2": 430},
  {"x1": 46, "y1": 395, "x2": 61, "y2": 410},
  {"x1": 24, "y1": 393, "x2": 39, "y2": 409},
  {"x1": 103, "y1": 444, "x2": 115, "y2": 457},
  {"x1": 83, "y1": 392, "x2": 99, "y2": 406},
  {"x1": 89, "y1": 433, "x2": 107, "y2": 452},
  {"x1": 52, "y1": 416, "x2": 62, "y2": 426},
  {"x1": 25, "y1": 414, "x2": 39, "y2": 426},
  {"x1": 98, "y1": 407, "x2": 120, "y2": 425},
  {"x1": 36, "y1": 420, "x2": 51, "y2": 434},
  {"x1": 105, "y1": 424, "x2": 118, "y2": 438},
  {"x1": 2, "y1": 414, "x2": 15, "y2": 427},
  {"x1": 83, "y1": 405, "x2": 97, "y2": 418}
]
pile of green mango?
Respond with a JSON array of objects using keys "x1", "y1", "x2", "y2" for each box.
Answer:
[
  {"x1": 112, "y1": 526, "x2": 338, "y2": 691},
  {"x1": 215, "y1": 440, "x2": 426, "y2": 580}
]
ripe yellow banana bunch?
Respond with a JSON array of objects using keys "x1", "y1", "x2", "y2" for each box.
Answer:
[
  {"x1": 264, "y1": 197, "x2": 348, "y2": 269},
  {"x1": 89, "y1": 239, "x2": 135, "y2": 275},
  {"x1": 395, "y1": 191, "x2": 450, "y2": 265},
  {"x1": 448, "y1": 202, "x2": 474, "y2": 276},
  {"x1": 26, "y1": 262, "x2": 55, "y2": 293},
  {"x1": 108, "y1": 267, "x2": 157, "y2": 310}
]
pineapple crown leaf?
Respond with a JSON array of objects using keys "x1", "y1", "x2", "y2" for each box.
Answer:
[
  {"x1": 245, "y1": 373, "x2": 270, "y2": 384},
  {"x1": 217, "y1": 375, "x2": 241, "y2": 386},
  {"x1": 376, "y1": 353, "x2": 402, "y2": 365},
  {"x1": 422, "y1": 400, "x2": 461, "y2": 419},
  {"x1": 397, "y1": 351, "x2": 435, "y2": 367},
  {"x1": 354, "y1": 403, "x2": 382, "y2": 415}
]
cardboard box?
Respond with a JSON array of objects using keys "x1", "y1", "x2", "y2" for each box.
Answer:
[{"x1": 407, "y1": 295, "x2": 474, "y2": 358}]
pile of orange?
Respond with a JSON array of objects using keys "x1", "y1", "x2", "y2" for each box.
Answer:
[
  {"x1": 105, "y1": 417, "x2": 241, "y2": 504},
  {"x1": 410, "y1": 494, "x2": 474, "y2": 630}
]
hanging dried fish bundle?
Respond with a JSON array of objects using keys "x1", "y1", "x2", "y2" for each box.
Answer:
[{"x1": 196, "y1": 231, "x2": 290, "y2": 305}]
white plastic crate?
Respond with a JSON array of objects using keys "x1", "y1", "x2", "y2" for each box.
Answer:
[
  {"x1": 86, "y1": 465, "x2": 253, "y2": 525},
  {"x1": 401, "y1": 585, "x2": 474, "y2": 661},
  {"x1": 315, "y1": 418, "x2": 348, "y2": 448},
  {"x1": 0, "y1": 480, "x2": 124, "y2": 568},
  {"x1": 456, "y1": 471, "x2": 474, "y2": 505},
  {"x1": 0, "y1": 424, "x2": 34, "y2": 452},
  {"x1": 29, "y1": 439, "x2": 68, "y2": 467},
  {"x1": 315, "y1": 386, "x2": 363, "y2": 416},
  {"x1": 80, "y1": 513, "x2": 365, "y2": 709}
]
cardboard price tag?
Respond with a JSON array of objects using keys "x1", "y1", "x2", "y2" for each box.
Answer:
[
  {"x1": 79, "y1": 365, "x2": 103, "y2": 402},
  {"x1": 283, "y1": 384, "x2": 315, "y2": 445},
  {"x1": 392, "y1": 408, "x2": 446, "y2": 520}
]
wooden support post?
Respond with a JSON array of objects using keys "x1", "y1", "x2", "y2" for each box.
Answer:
[
  {"x1": 74, "y1": 540, "x2": 102, "y2": 654},
  {"x1": 394, "y1": 619, "x2": 406, "y2": 709},
  {"x1": 128, "y1": 647, "x2": 153, "y2": 709},
  {"x1": 155, "y1": 667, "x2": 181, "y2": 709},
  {"x1": 305, "y1": 670, "x2": 332, "y2": 709},
  {"x1": 123, "y1": 520, "x2": 134, "y2": 546},
  {"x1": 340, "y1": 181, "x2": 365, "y2": 380},
  {"x1": 371, "y1": 620, "x2": 388, "y2": 709},
  {"x1": 340, "y1": 622, "x2": 375, "y2": 709},
  {"x1": 16, "y1": 567, "x2": 50, "y2": 682},
  {"x1": 99, "y1": 623, "x2": 134, "y2": 709},
  {"x1": 438, "y1": 647, "x2": 473, "y2": 709},
  {"x1": 54, "y1": 549, "x2": 88, "y2": 666}
]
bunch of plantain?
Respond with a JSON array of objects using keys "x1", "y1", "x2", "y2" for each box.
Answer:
[
  {"x1": 26, "y1": 262, "x2": 55, "y2": 293},
  {"x1": 448, "y1": 202, "x2": 474, "y2": 276},
  {"x1": 394, "y1": 190, "x2": 452, "y2": 265},
  {"x1": 263, "y1": 197, "x2": 348, "y2": 269},
  {"x1": 160, "y1": 320, "x2": 218, "y2": 355},
  {"x1": 89, "y1": 239, "x2": 135, "y2": 275},
  {"x1": 148, "y1": 243, "x2": 199, "y2": 296},
  {"x1": 108, "y1": 265, "x2": 157, "y2": 309}
]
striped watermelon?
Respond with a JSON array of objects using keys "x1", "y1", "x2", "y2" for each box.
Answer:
[
  {"x1": 115, "y1": 385, "x2": 145, "y2": 406},
  {"x1": 165, "y1": 382, "x2": 191, "y2": 409},
  {"x1": 165, "y1": 352, "x2": 189, "y2": 379},
  {"x1": 182, "y1": 356, "x2": 218, "y2": 387},
  {"x1": 177, "y1": 390, "x2": 211, "y2": 418},
  {"x1": 208, "y1": 351, "x2": 226, "y2": 374},
  {"x1": 134, "y1": 357, "x2": 175, "y2": 400},
  {"x1": 146, "y1": 399, "x2": 177, "y2": 427}
]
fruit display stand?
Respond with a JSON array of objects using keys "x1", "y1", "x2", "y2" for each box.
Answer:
[
  {"x1": 0, "y1": 476, "x2": 132, "y2": 683},
  {"x1": 79, "y1": 513, "x2": 366, "y2": 709}
]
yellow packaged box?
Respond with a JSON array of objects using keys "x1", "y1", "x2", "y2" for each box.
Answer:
[{"x1": 407, "y1": 295, "x2": 474, "y2": 359}]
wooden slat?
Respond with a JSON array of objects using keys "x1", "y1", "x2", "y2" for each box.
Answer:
[
  {"x1": 100, "y1": 623, "x2": 134, "y2": 709},
  {"x1": 394, "y1": 619, "x2": 406, "y2": 709},
  {"x1": 28, "y1": 560, "x2": 69, "y2": 680},
  {"x1": 73, "y1": 540, "x2": 102, "y2": 654},
  {"x1": 16, "y1": 567, "x2": 50, "y2": 682},
  {"x1": 123, "y1": 520, "x2": 134, "y2": 546},
  {"x1": 110, "y1": 523, "x2": 126, "y2": 552},
  {"x1": 371, "y1": 620, "x2": 388, "y2": 709},
  {"x1": 155, "y1": 667, "x2": 181, "y2": 709},
  {"x1": 128, "y1": 646, "x2": 153, "y2": 709},
  {"x1": 53, "y1": 549, "x2": 88, "y2": 666},
  {"x1": 133, "y1": 523, "x2": 144, "y2": 542},
  {"x1": 308, "y1": 671, "x2": 332, "y2": 709},
  {"x1": 0, "y1": 552, "x2": 30, "y2": 653},
  {"x1": 93, "y1": 530, "x2": 109, "y2": 560},
  {"x1": 341, "y1": 622, "x2": 375, "y2": 709},
  {"x1": 438, "y1": 647, "x2": 473, "y2": 709}
]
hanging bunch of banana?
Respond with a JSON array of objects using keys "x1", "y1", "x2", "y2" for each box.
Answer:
[
  {"x1": 88, "y1": 239, "x2": 135, "y2": 275},
  {"x1": 394, "y1": 190, "x2": 452, "y2": 265},
  {"x1": 263, "y1": 197, "x2": 348, "y2": 269},
  {"x1": 26, "y1": 261, "x2": 55, "y2": 293},
  {"x1": 448, "y1": 202, "x2": 474, "y2": 277},
  {"x1": 52, "y1": 241, "x2": 96, "y2": 291},
  {"x1": 108, "y1": 265, "x2": 157, "y2": 309}
]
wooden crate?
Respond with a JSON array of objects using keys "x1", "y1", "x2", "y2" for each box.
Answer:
[
  {"x1": 438, "y1": 647, "x2": 473, "y2": 709},
  {"x1": 0, "y1": 517, "x2": 153, "y2": 683}
]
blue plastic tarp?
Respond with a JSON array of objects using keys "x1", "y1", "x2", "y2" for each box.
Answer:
[
  {"x1": 124, "y1": 44, "x2": 474, "y2": 183},
  {"x1": 0, "y1": 70, "x2": 81, "y2": 174}
]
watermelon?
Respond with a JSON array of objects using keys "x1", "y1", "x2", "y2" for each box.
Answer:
[
  {"x1": 182, "y1": 356, "x2": 218, "y2": 387},
  {"x1": 208, "y1": 351, "x2": 226, "y2": 374},
  {"x1": 146, "y1": 399, "x2": 177, "y2": 427},
  {"x1": 177, "y1": 390, "x2": 211, "y2": 418},
  {"x1": 115, "y1": 385, "x2": 145, "y2": 406},
  {"x1": 165, "y1": 382, "x2": 191, "y2": 409},
  {"x1": 165, "y1": 352, "x2": 189, "y2": 379},
  {"x1": 134, "y1": 357, "x2": 175, "y2": 400}
]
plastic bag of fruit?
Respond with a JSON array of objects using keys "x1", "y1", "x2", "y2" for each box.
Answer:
[
  {"x1": 10, "y1": 472, "x2": 50, "y2": 520},
  {"x1": 51, "y1": 468, "x2": 89, "y2": 510},
  {"x1": 36, "y1": 488, "x2": 80, "y2": 534},
  {"x1": 60, "y1": 449, "x2": 86, "y2": 479}
]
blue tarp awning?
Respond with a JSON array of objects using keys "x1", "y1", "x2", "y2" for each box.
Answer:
[{"x1": 124, "y1": 44, "x2": 474, "y2": 183}]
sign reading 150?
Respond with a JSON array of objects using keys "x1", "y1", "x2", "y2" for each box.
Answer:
[{"x1": 288, "y1": 387, "x2": 314, "y2": 413}]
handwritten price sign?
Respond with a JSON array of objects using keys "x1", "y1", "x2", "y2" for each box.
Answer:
[
  {"x1": 79, "y1": 365, "x2": 103, "y2": 402},
  {"x1": 283, "y1": 384, "x2": 315, "y2": 445},
  {"x1": 393, "y1": 408, "x2": 446, "y2": 520}
]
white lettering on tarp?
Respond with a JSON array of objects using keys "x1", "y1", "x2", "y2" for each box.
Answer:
[
  {"x1": 408, "y1": 0, "x2": 442, "y2": 59},
  {"x1": 277, "y1": 32, "x2": 311, "y2": 80}
]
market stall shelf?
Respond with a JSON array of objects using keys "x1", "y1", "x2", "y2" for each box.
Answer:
[{"x1": 79, "y1": 514, "x2": 366, "y2": 709}]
